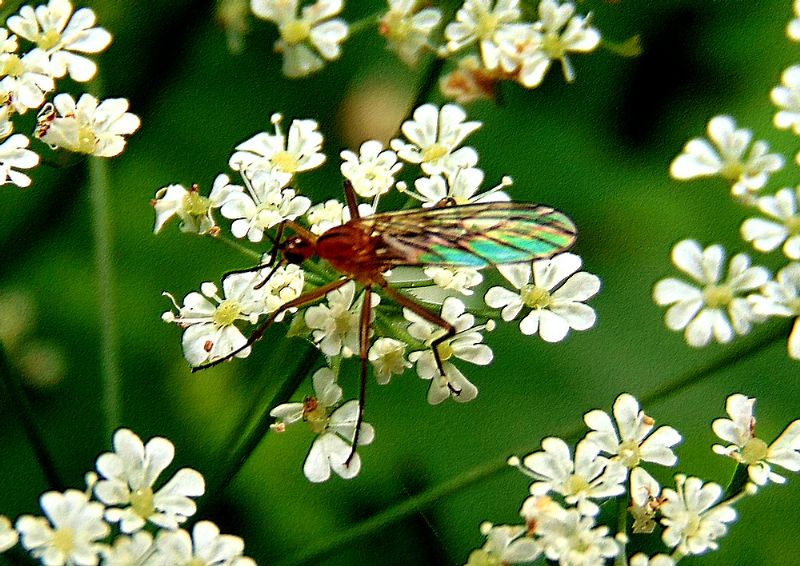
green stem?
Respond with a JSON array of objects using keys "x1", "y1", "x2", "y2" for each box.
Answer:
[
  {"x1": 89, "y1": 154, "x2": 122, "y2": 439},
  {"x1": 213, "y1": 234, "x2": 262, "y2": 262},
  {"x1": 203, "y1": 342, "x2": 321, "y2": 504},
  {"x1": 406, "y1": 55, "x2": 446, "y2": 124},
  {"x1": 0, "y1": 344, "x2": 64, "y2": 490},
  {"x1": 277, "y1": 320, "x2": 792, "y2": 564},
  {"x1": 347, "y1": 11, "x2": 383, "y2": 36},
  {"x1": 724, "y1": 464, "x2": 752, "y2": 500}
]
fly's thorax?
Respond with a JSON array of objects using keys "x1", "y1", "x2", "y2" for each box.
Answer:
[{"x1": 316, "y1": 224, "x2": 386, "y2": 280}]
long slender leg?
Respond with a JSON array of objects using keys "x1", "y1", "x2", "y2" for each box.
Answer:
[
  {"x1": 192, "y1": 277, "x2": 351, "y2": 372},
  {"x1": 347, "y1": 284, "x2": 372, "y2": 466},
  {"x1": 380, "y1": 284, "x2": 458, "y2": 391},
  {"x1": 344, "y1": 180, "x2": 360, "y2": 220}
]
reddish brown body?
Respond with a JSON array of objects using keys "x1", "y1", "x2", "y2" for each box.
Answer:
[{"x1": 315, "y1": 224, "x2": 388, "y2": 284}]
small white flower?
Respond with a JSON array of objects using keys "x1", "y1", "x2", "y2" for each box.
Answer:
[
  {"x1": 439, "y1": 55, "x2": 499, "y2": 104},
  {"x1": 220, "y1": 171, "x2": 311, "y2": 242},
  {"x1": 7, "y1": 0, "x2": 112, "y2": 82},
  {"x1": 771, "y1": 65, "x2": 800, "y2": 134},
  {"x1": 306, "y1": 198, "x2": 347, "y2": 234},
  {"x1": 583, "y1": 393, "x2": 682, "y2": 470},
  {"x1": 466, "y1": 523, "x2": 541, "y2": 565},
  {"x1": 659, "y1": 475, "x2": 736, "y2": 556},
  {"x1": 16, "y1": 490, "x2": 109, "y2": 566},
  {"x1": 0, "y1": 104, "x2": 14, "y2": 140},
  {"x1": 149, "y1": 521, "x2": 255, "y2": 566},
  {"x1": 403, "y1": 167, "x2": 511, "y2": 207},
  {"x1": 712, "y1": 393, "x2": 800, "y2": 487},
  {"x1": 230, "y1": 112, "x2": 325, "y2": 180},
  {"x1": 497, "y1": 0, "x2": 600, "y2": 88},
  {"x1": 518, "y1": 437, "x2": 627, "y2": 516},
  {"x1": 303, "y1": 399, "x2": 375, "y2": 482},
  {"x1": 390, "y1": 103, "x2": 481, "y2": 175},
  {"x1": 0, "y1": 133, "x2": 39, "y2": 187},
  {"x1": 406, "y1": 296, "x2": 492, "y2": 404},
  {"x1": 534, "y1": 506, "x2": 620, "y2": 566},
  {"x1": 35, "y1": 93, "x2": 140, "y2": 157},
  {"x1": 272, "y1": 368, "x2": 375, "y2": 482},
  {"x1": 653, "y1": 240, "x2": 770, "y2": 347},
  {"x1": 250, "y1": 0, "x2": 348, "y2": 78},
  {"x1": 741, "y1": 187, "x2": 800, "y2": 259},
  {"x1": 444, "y1": 0, "x2": 521, "y2": 70},
  {"x1": 368, "y1": 337, "x2": 411, "y2": 383},
  {"x1": 0, "y1": 515, "x2": 18, "y2": 552},
  {"x1": 259, "y1": 261, "x2": 305, "y2": 320},
  {"x1": 305, "y1": 281, "x2": 379, "y2": 357},
  {"x1": 162, "y1": 273, "x2": 271, "y2": 366},
  {"x1": 485, "y1": 253, "x2": 600, "y2": 342},
  {"x1": 152, "y1": 175, "x2": 240, "y2": 235},
  {"x1": 100, "y1": 531, "x2": 153, "y2": 566},
  {"x1": 94, "y1": 429, "x2": 205, "y2": 534},
  {"x1": 0, "y1": 47, "x2": 54, "y2": 113},
  {"x1": 669, "y1": 115, "x2": 784, "y2": 202},
  {"x1": 423, "y1": 265, "x2": 483, "y2": 296},
  {"x1": 788, "y1": 0, "x2": 800, "y2": 41},
  {"x1": 749, "y1": 263, "x2": 800, "y2": 359},
  {"x1": 380, "y1": 0, "x2": 442, "y2": 67},
  {"x1": 629, "y1": 467, "x2": 662, "y2": 534},
  {"x1": 340, "y1": 140, "x2": 401, "y2": 199}
]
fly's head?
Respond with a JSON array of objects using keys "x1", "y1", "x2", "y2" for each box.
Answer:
[{"x1": 281, "y1": 235, "x2": 315, "y2": 265}]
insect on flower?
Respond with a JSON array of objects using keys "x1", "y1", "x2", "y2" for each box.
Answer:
[{"x1": 194, "y1": 182, "x2": 577, "y2": 459}]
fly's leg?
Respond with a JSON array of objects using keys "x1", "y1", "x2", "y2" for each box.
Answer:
[{"x1": 346, "y1": 284, "x2": 373, "y2": 466}]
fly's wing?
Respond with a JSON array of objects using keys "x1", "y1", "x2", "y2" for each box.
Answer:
[{"x1": 352, "y1": 202, "x2": 577, "y2": 268}]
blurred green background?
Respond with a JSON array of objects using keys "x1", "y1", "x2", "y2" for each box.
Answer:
[{"x1": 0, "y1": 0, "x2": 799, "y2": 564}]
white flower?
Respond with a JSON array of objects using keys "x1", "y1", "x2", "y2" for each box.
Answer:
[
  {"x1": 368, "y1": 337, "x2": 411, "y2": 384},
  {"x1": 403, "y1": 167, "x2": 511, "y2": 207},
  {"x1": 583, "y1": 393, "x2": 682, "y2": 470},
  {"x1": 272, "y1": 368, "x2": 375, "y2": 482},
  {"x1": 220, "y1": 171, "x2": 311, "y2": 242},
  {"x1": 772, "y1": 65, "x2": 800, "y2": 134},
  {"x1": 16, "y1": 490, "x2": 109, "y2": 566},
  {"x1": 340, "y1": 140, "x2": 401, "y2": 199},
  {"x1": 788, "y1": 0, "x2": 800, "y2": 41},
  {"x1": 534, "y1": 506, "x2": 620, "y2": 566},
  {"x1": 653, "y1": 240, "x2": 770, "y2": 347},
  {"x1": 712, "y1": 393, "x2": 800, "y2": 487},
  {"x1": 229, "y1": 113, "x2": 325, "y2": 179},
  {"x1": 466, "y1": 523, "x2": 540, "y2": 565},
  {"x1": 444, "y1": 0, "x2": 521, "y2": 70},
  {"x1": 439, "y1": 55, "x2": 499, "y2": 104},
  {"x1": 162, "y1": 273, "x2": 271, "y2": 366},
  {"x1": 669, "y1": 115, "x2": 784, "y2": 201},
  {"x1": 741, "y1": 187, "x2": 800, "y2": 259},
  {"x1": 100, "y1": 531, "x2": 153, "y2": 566},
  {"x1": 94, "y1": 429, "x2": 205, "y2": 534},
  {"x1": 390, "y1": 103, "x2": 481, "y2": 175},
  {"x1": 306, "y1": 198, "x2": 347, "y2": 234},
  {"x1": 518, "y1": 437, "x2": 627, "y2": 516},
  {"x1": 0, "y1": 103, "x2": 14, "y2": 140},
  {"x1": 659, "y1": 475, "x2": 736, "y2": 556},
  {"x1": 149, "y1": 521, "x2": 255, "y2": 566},
  {"x1": 0, "y1": 515, "x2": 18, "y2": 552},
  {"x1": 406, "y1": 296, "x2": 492, "y2": 404},
  {"x1": 305, "y1": 281, "x2": 379, "y2": 357},
  {"x1": 380, "y1": 0, "x2": 442, "y2": 67},
  {"x1": 259, "y1": 262, "x2": 305, "y2": 320},
  {"x1": 485, "y1": 253, "x2": 600, "y2": 342},
  {"x1": 749, "y1": 263, "x2": 800, "y2": 359},
  {"x1": 152, "y1": 175, "x2": 239, "y2": 235},
  {"x1": 7, "y1": 0, "x2": 112, "y2": 82},
  {"x1": 0, "y1": 48, "x2": 54, "y2": 113},
  {"x1": 303, "y1": 399, "x2": 375, "y2": 482},
  {"x1": 35, "y1": 93, "x2": 140, "y2": 157},
  {"x1": 250, "y1": 0, "x2": 348, "y2": 78},
  {"x1": 0, "y1": 133, "x2": 39, "y2": 187},
  {"x1": 423, "y1": 265, "x2": 483, "y2": 296},
  {"x1": 497, "y1": 0, "x2": 600, "y2": 88},
  {"x1": 629, "y1": 467, "x2": 662, "y2": 534}
]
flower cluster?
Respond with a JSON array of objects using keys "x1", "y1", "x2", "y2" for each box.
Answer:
[
  {"x1": 154, "y1": 102, "x2": 601, "y2": 481},
  {"x1": 0, "y1": 0, "x2": 139, "y2": 188},
  {"x1": 656, "y1": 2, "x2": 800, "y2": 359},
  {"x1": 221, "y1": 0, "x2": 604, "y2": 95},
  {"x1": 0, "y1": 428, "x2": 255, "y2": 565},
  {"x1": 465, "y1": 392, "x2": 800, "y2": 565}
]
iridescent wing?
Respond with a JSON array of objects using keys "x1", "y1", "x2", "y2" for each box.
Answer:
[{"x1": 352, "y1": 202, "x2": 577, "y2": 267}]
